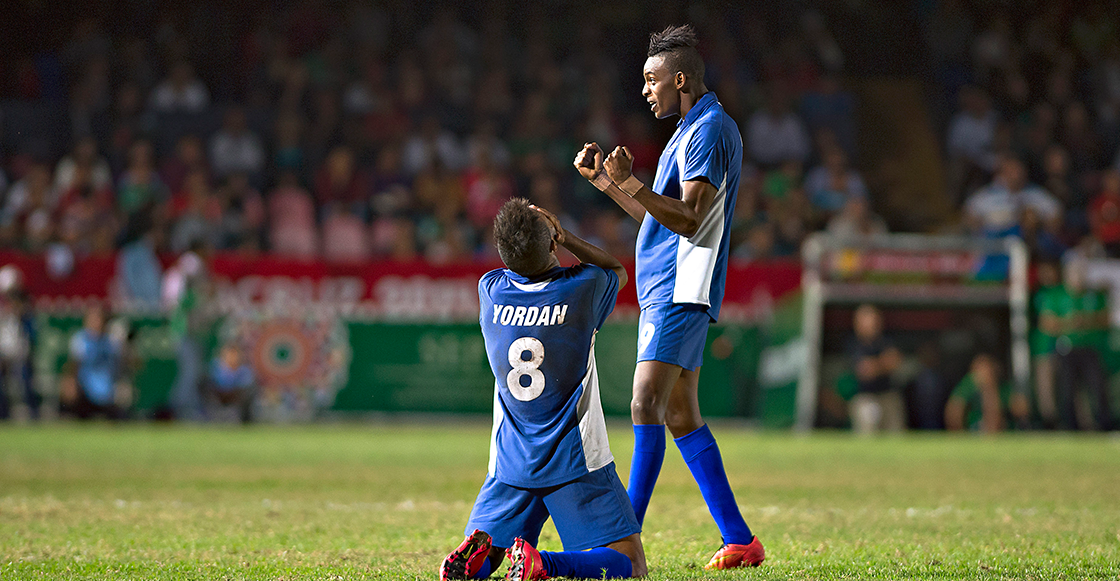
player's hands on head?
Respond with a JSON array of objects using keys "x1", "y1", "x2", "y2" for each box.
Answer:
[
  {"x1": 530, "y1": 204, "x2": 565, "y2": 245},
  {"x1": 604, "y1": 146, "x2": 634, "y2": 183},
  {"x1": 573, "y1": 143, "x2": 605, "y2": 181}
]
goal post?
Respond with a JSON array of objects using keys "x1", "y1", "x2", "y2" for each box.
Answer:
[{"x1": 796, "y1": 233, "x2": 1030, "y2": 432}]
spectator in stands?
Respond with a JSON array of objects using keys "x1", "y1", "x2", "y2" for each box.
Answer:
[
  {"x1": 946, "y1": 86, "x2": 999, "y2": 200},
  {"x1": 271, "y1": 112, "x2": 305, "y2": 178},
  {"x1": 160, "y1": 134, "x2": 208, "y2": 194},
  {"x1": 1040, "y1": 144, "x2": 1085, "y2": 223},
  {"x1": 148, "y1": 61, "x2": 210, "y2": 113},
  {"x1": 945, "y1": 353, "x2": 1028, "y2": 433},
  {"x1": 1059, "y1": 102, "x2": 1102, "y2": 174},
  {"x1": 207, "y1": 343, "x2": 255, "y2": 423},
  {"x1": 209, "y1": 107, "x2": 266, "y2": 185},
  {"x1": 56, "y1": 163, "x2": 114, "y2": 255},
  {"x1": 3, "y1": 162, "x2": 56, "y2": 228},
  {"x1": 54, "y1": 136, "x2": 111, "y2": 193},
  {"x1": 216, "y1": 173, "x2": 265, "y2": 252},
  {"x1": 747, "y1": 84, "x2": 811, "y2": 168},
  {"x1": 369, "y1": 146, "x2": 411, "y2": 218},
  {"x1": 964, "y1": 156, "x2": 1061, "y2": 237},
  {"x1": 462, "y1": 151, "x2": 514, "y2": 230},
  {"x1": 268, "y1": 171, "x2": 318, "y2": 258},
  {"x1": 321, "y1": 205, "x2": 371, "y2": 262},
  {"x1": 1090, "y1": 169, "x2": 1120, "y2": 257},
  {"x1": 117, "y1": 209, "x2": 163, "y2": 309},
  {"x1": 826, "y1": 197, "x2": 888, "y2": 238},
  {"x1": 117, "y1": 140, "x2": 169, "y2": 216},
  {"x1": 1039, "y1": 258, "x2": 1114, "y2": 431},
  {"x1": 1018, "y1": 206, "x2": 1067, "y2": 261},
  {"x1": 848, "y1": 304, "x2": 905, "y2": 434},
  {"x1": 799, "y1": 75, "x2": 856, "y2": 156},
  {"x1": 314, "y1": 145, "x2": 369, "y2": 220},
  {"x1": 60, "y1": 305, "x2": 127, "y2": 420},
  {"x1": 169, "y1": 169, "x2": 222, "y2": 252},
  {"x1": 805, "y1": 147, "x2": 868, "y2": 215},
  {"x1": 402, "y1": 116, "x2": 466, "y2": 175}
]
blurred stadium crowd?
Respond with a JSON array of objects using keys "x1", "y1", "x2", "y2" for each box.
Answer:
[{"x1": 0, "y1": 0, "x2": 1119, "y2": 430}]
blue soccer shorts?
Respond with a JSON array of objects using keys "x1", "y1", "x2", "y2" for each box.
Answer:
[
  {"x1": 636, "y1": 303, "x2": 711, "y2": 371},
  {"x1": 464, "y1": 462, "x2": 640, "y2": 551}
]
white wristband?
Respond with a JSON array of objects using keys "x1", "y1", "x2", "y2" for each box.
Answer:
[
  {"x1": 591, "y1": 172, "x2": 613, "y2": 192},
  {"x1": 619, "y1": 175, "x2": 644, "y2": 197}
]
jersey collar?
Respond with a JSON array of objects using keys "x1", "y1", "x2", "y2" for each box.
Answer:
[
  {"x1": 677, "y1": 91, "x2": 718, "y2": 128},
  {"x1": 506, "y1": 266, "x2": 564, "y2": 285}
]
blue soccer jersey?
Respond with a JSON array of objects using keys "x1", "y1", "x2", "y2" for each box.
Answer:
[
  {"x1": 635, "y1": 92, "x2": 742, "y2": 321},
  {"x1": 479, "y1": 263, "x2": 620, "y2": 488}
]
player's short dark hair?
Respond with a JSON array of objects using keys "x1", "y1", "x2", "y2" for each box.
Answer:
[
  {"x1": 648, "y1": 24, "x2": 705, "y2": 84},
  {"x1": 493, "y1": 198, "x2": 553, "y2": 276}
]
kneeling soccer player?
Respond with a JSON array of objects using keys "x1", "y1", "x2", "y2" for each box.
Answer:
[{"x1": 441, "y1": 199, "x2": 645, "y2": 580}]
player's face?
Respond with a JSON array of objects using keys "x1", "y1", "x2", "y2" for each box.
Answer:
[{"x1": 642, "y1": 56, "x2": 680, "y2": 119}]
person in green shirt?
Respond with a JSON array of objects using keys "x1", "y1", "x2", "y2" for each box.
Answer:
[
  {"x1": 1038, "y1": 259, "x2": 1114, "y2": 431},
  {"x1": 1030, "y1": 261, "x2": 1062, "y2": 427},
  {"x1": 945, "y1": 353, "x2": 1028, "y2": 433}
]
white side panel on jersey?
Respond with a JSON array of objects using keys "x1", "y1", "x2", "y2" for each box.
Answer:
[
  {"x1": 487, "y1": 381, "x2": 504, "y2": 477},
  {"x1": 672, "y1": 124, "x2": 727, "y2": 306},
  {"x1": 576, "y1": 333, "x2": 613, "y2": 473}
]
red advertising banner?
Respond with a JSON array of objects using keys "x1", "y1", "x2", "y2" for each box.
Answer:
[{"x1": 0, "y1": 252, "x2": 801, "y2": 322}]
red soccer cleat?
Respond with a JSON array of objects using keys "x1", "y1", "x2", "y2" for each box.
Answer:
[
  {"x1": 441, "y1": 529, "x2": 493, "y2": 581},
  {"x1": 504, "y1": 537, "x2": 549, "y2": 580},
  {"x1": 704, "y1": 536, "x2": 766, "y2": 569}
]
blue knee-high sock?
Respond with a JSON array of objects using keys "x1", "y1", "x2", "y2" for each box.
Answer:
[
  {"x1": 675, "y1": 424, "x2": 753, "y2": 545},
  {"x1": 539, "y1": 547, "x2": 632, "y2": 579},
  {"x1": 628, "y1": 424, "x2": 666, "y2": 525},
  {"x1": 470, "y1": 557, "x2": 494, "y2": 579}
]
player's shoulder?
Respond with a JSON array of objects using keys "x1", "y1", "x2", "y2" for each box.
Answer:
[
  {"x1": 564, "y1": 262, "x2": 614, "y2": 283},
  {"x1": 478, "y1": 268, "x2": 508, "y2": 293}
]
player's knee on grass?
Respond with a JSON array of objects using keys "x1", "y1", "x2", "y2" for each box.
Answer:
[{"x1": 606, "y1": 533, "x2": 646, "y2": 578}]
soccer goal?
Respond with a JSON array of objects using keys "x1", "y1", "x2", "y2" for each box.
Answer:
[{"x1": 796, "y1": 233, "x2": 1030, "y2": 431}]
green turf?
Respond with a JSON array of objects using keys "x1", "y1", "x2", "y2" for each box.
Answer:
[{"x1": 1, "y1": 422, "x2": 1118, "y2": 580}]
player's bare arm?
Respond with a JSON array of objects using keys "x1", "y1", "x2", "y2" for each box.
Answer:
[
  {"x1": 603, "y1": 145, "x2": 716, "y2": 238},
  {"x1": 573, "y1": 142, "x2": 648, "y2": 223},
  {"x1": 533, "y1": 204, "x2": 628, "y2": 289}
]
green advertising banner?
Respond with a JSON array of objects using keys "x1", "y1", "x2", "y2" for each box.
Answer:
[
  {"x1": 39, "y1": 316, "x2": 772, "y2": 419},
  {"x1": 334, "y1": 321, "x2": 764, "y2": 418}
]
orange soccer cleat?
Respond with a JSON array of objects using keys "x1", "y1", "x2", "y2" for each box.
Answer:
[{"x1": 704, "y1": 536, "x2": 766, "y2": 569}]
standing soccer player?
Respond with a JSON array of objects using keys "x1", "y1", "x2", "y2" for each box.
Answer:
[
  {"x1": 441, "y1": 199, "x2": 645, "y2": 580},
  {"x1": 573, "y1": 24, "x2": 763, "y2": 568}
]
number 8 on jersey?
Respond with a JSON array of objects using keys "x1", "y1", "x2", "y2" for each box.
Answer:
[{"x1": 507, "y1": 337, "x2": 545, "y2": 401}]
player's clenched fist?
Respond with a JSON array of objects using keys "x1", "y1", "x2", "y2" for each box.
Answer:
[
  {"x1": 604, "y1": 146, "x2": 634, "y2": 183},
  {"x1": 573, "y1": 142, "x2": 605, "y2": 181}
]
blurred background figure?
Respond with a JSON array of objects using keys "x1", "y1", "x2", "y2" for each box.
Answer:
[
  {"x1": 848, "y1": 304, "x2": 904, "y2": 435},
  {"x1": 165, "y1": 247, "x2": 212, "y2": 422},
  {"x1": 944, "y1": 353, "x2": 1028, "y2": 433},
  {"x1": 0, "y1": 265, "x2": 38, "y2": 421},
  {"x1": 1038, "y1": 259, "x2": 1114, "y2": 431},
  {"x1": 206, "y1": 343, "x2": 255, "y2": 424},
  {"x1": 60, "y1": 305, "x2": 128, "y2": 420}
]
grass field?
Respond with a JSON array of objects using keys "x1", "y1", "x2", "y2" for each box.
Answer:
[{"x1": 1, "y1": 422, "x2": 1118, "y2": 580}]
